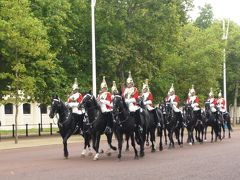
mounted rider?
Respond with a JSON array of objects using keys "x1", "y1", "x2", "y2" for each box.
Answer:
[
  {"x1": 217, "y1": 90, "x2": 230, "y2": 122},
  {"x1": 122, "y1": 71, "x2": 139, "y2": 112},
  {"x1": 188, "y1": 85, "x2": 200, "y2": 111},
  {"x1": 141, "y1": 79, "x2": 161, "y2": 128},
  {"x1": 111, "y1": 81, "x2": 119, "y2": 98},
  {"x1": 205, "y1": 88, "x2": 218, "y2": 122},
  {"x1": 67, "y1": 78, "x2": 84, "y2": 134},
  {"x1": 205, "y1": 88, "x2": 217, "y2": 113},
  {"x1": 187, "y1": 85, "x2": 202, "y2": 121},
  {"x1": 217, "y1": 90, "x2": 226, "y2": 113},
  {"x1": 97, "y1": 76, "x2": 113, "y2": 134},
  {"x1": 167, "y1": 84, "x2": 185, "y2": 127}
]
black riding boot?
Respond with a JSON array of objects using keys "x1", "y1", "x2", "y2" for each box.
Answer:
[
  {"x1": 176, "y1": 112, "x2": 186, "y2": 128},
  {"x1": 104, "y1": 112, "x2": 113, "y2": 134},
  {"x1": 133, "y1": 111, "x2": 143, "y2": 133},
  {"x1": 153, "y1": 109, "x2": 161, "y2": 128}
]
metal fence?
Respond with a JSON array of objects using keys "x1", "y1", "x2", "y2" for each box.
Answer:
[{"x1": 0, "y1": 123, "x2": 57, "y2": 140}]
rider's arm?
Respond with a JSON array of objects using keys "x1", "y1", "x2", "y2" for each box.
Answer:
[
  {"x1": 171, "y1": 95, "x2": 178, "y2": 106},
  {"x1": 143, "y1": 92, "x2": 153, "y2": 105}
]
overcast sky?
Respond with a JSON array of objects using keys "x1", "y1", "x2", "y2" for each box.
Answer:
[{"x1": 189, "y1": 0, "x2": 240, "y2": 25}]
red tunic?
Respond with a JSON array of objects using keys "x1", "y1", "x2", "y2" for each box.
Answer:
[{"x1": 67, "y1": 93, "x2": 83, "y2": 103}]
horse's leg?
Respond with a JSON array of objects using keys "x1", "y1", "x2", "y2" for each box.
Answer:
[
  {"x1": 117, "y1": 132, "x2": 123, "y2": 159},
  {"x1": 175, "y1": 129, "x2": 181, "y2": 146},
  {"x1": 146, "y1": 131, "x2": 150, "y2": 146},
  {"x1": 204, "y1": 126, "x2": 207, "y2": 141},
  {"x1": 125, "y1": 135, "x2": 130, "y2": 151},
  {"x1": 131, "y1": 133, "x2": 138, "y2": 159},
  {"x1": 139, "y1": 135, "x2": 145, "y2": 157},
  {"x1": 93, "y1": 133, "x2": 101, "y2": 160},
  {"x1": 106, "y1": 132, "x2": 117, "y2": 151},
  {"x1": 187, "y1": 129, "x2": 190, "y2": 144},
  {"x1": 92, "y1": 134, "x2": 98, "y2": 157},
  {"x1": 159, "y1": 129, "x2": 163, "y2": 151},
  {"x1": 61, "y1": 130, "x2": 73, "y2": 159},
  {"x1": 81, "y1": 133, "x2": 89, "y2": 156},
  {"x1": 164, "y1": 128, "x2": 168, "y2": 145},
  {"x1": 222, "y1": 123, "x2": 225, "y2": 139},
  {"x1": 228, "y1": 121, "x2": 231, "y2": 138},
  {"x1": 180, "y1": 127, "x2": 184, "y2": 147},
  {"x1": 168, "y1": 130, "x2": 174, "y2": 149},
  {"x1": 150, "y1": 129, "x2": 156, "y2": 152},
  {"x1": 211, "y1": 127, "x2": 214, "y2": 143},
  {"x1": 195, "y1": 128, "x2": 198, "y2": 142}
]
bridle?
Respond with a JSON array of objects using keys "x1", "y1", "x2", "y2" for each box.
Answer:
[{"x1": 51, "y1": 98, "x2": 68, "y2": 125}]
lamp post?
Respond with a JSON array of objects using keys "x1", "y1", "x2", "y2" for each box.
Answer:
[
  {"x1": 222, "y1": 19, "x2": 229, "y2": 110},
  {"x1": 91, "y1": 0, "x2": 97, "y2": 97}
]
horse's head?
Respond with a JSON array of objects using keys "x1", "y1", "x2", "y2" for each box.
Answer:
[
  {"x1": 79, "y1": 93, "x2": 99, "y2": 111},
  {"x1": 184, "y1": 103, "x2": 193, "y2": 113},
  {"x1": 137, "y1": 96, "x2": 144, "y2": 108},
  {"x1": 49, "y1": 95, "x2": 62, "y2": 118},
  {"x1": 112, "y1": 95, "x2": 125, "y2": 116}
]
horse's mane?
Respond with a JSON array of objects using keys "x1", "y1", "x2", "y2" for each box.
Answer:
[{"x1": 114, "y1": 95, "x2": 128, "y2": 110}]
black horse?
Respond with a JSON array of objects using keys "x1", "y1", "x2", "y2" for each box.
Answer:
[
  {"x1": 49, "y1": 95, "x2": 88, "y2": 158},
  {"x1": 137, "y1": 96, "x2": 164, "y2": 152},
  {"x1": 203, "y1": 103, "x2": 221, "y2": 142},
  {"x1": 194, "y1": 109, "x2": 205, "y2": 143},
  {"x1": 221, "y1": 111, "x2": 232, "y2": 138},
  {"x1": 216, "y1": 109, "x2": 232, "y2": 139},
  {"x1": 112, "y1": 95, "x2": 139, "y2": 159},
  {"x1": 158, "y1": 101, "x2": 170, "y2": 146},
  {"x1": 183, "y1": 103, "x2": 196, "y2": 145},
  {"x1": 162, "y1": 101, "x2": 183, "y2": 148},
  {"x1": 79, "y1": 93, "x2": 117, "y2": 160}
]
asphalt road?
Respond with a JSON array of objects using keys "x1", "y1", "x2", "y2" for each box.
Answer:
[{"x1": 0, "y1": 131, "x2": 240, "y2": 180}]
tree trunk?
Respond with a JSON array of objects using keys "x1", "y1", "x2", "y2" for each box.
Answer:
[
  {"x1": 14, "y1": 103, "x2": 19, "y2": 144},
  {"x1": 233, "y1": 81, "x2": 239, "y2": 126}
]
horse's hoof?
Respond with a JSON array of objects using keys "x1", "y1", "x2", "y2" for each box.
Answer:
[
  {"x1": 204, "y1": 139, "x2": 207, "y2": 142},
  {"x1": 93, "y1": 153, "x2": 99, "y2": 161},
  {"x1": 81, "y1": 149, "x2": 87, "y2": 157},
  {"x1": 112, "y1": 146, "x2": 117, "y2": 151},
  {"x1": 159, "y1": 146, "x2": 163, "y2": 151},
  {"x1": 125, "y1": 148, "x2": 129, "y2": 152},
  {"x1": 151, "y1": 148, "x2": 156, "y2": 153},
  {"x1": 140, "y1": 152, "x2": 145, "y2": 157},
  {"x1": 118, "y1": 154, "x2": 121, "y2": 159},
  {"x1": 64, "y1": 153, "x2": 69, "y2": 159},
  {"x1": 189, "y1": 142, "x2": 192, "y2": 146},
  {"x1": 134, "y1": 156, "x2": 139, "y2": 160},
  {"x1": 107, "y1": 152, "x2": 111, "y2": 156}
]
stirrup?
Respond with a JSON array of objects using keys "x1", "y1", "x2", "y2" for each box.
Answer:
[
  {"x1": 138, "y1": 125, "x2": 143, "y2": 133},
  {"x1": 79, "y1": 129, "x2": 83, "y2": 135},
  {"x1": 104, "y1": 126, "x2": 112, "y2": 134}
]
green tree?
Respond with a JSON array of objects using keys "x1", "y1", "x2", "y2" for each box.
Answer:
[
  {"x1": 0, "y1": 0, "x2": 64, "y2": 143},
  {"x1": 160, "y1": 22, "x2": 223, "y2": 105},
  {"x1": 194, "y1": 3, "x2": 214, "y2": 29},
  {"x1": 225, "y1": 22, "x2": 240, "y2": 106}
]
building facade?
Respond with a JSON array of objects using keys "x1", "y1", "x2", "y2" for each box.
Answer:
[{"x1": 0, "y1": 102, "x2": 57, "y2": 130}]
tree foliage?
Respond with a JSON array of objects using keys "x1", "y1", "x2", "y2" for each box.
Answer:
[
  {"x1": 194, "y1": 3, "x2": 214, "y2": 29},
  {"x1": 0, "y1": 0, "x2": 239, "y2": 108}
]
